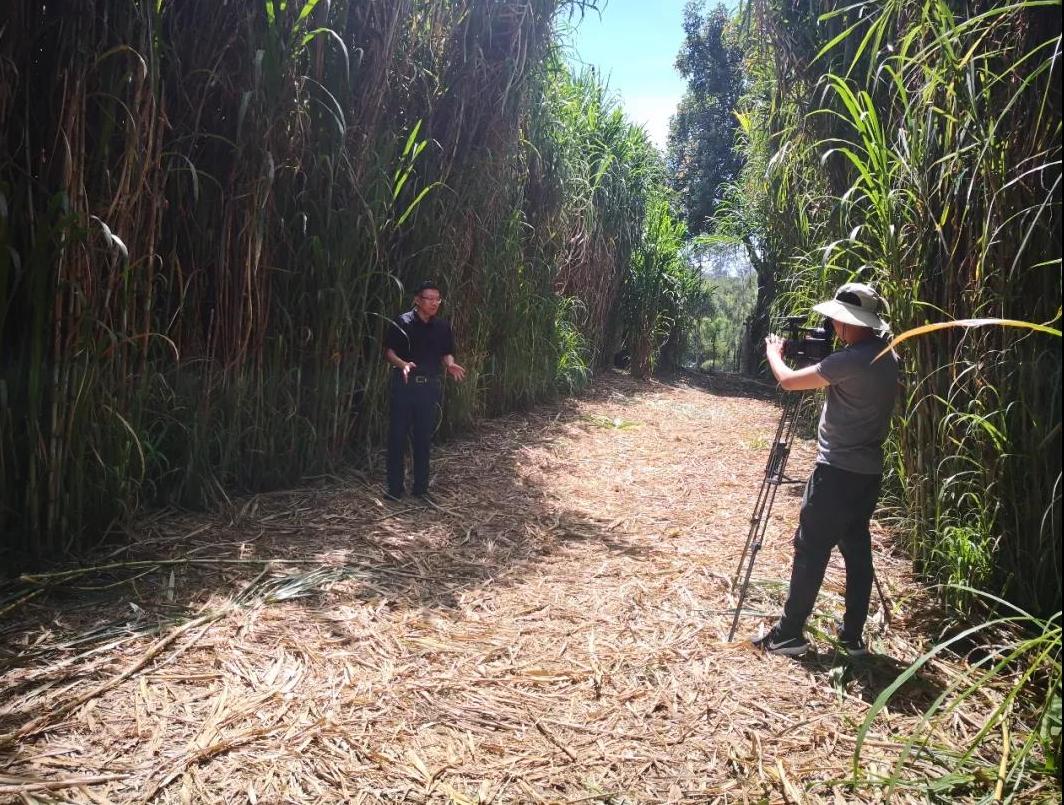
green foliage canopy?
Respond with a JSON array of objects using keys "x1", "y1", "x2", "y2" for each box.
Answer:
[{"x1": 666, "y1": 1, "x2": 745, "y2": 235}]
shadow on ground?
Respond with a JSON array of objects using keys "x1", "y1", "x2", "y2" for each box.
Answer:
[
  {"x1": 795, "y1": 650, "x2": 944, "y2": 714},
  {"x1": 0, "y1": 373, "x2": 684, "y2": 729},
  {"x1": 0, "y1": 370, "x2": 949, "y2": 770}
]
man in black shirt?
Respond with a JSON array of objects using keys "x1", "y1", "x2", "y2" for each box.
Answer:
[{"x1": 383, "y1": 281, "x2": 466, "y2": 500}]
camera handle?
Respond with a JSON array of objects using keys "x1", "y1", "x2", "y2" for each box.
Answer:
[{"x1": 726, "y1": 392, "x2": 893, "y2": 641}]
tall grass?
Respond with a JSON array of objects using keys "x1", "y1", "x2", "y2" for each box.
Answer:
[
  {"x1": 726, "y1": 0, "x2": 1061, "y2": 795},
  {"x1": 732, "y1": 0, "x2": 1061, "y2": 618},
  {"x1": 623, "y1": 193, "x2": 697, "y2": 378},
  {"x1": 853, "y1": 588, "x2": 1061, "y2": 799},
  {"x1": 0, "y1": 1, "x2": 682, "y2": 563}
]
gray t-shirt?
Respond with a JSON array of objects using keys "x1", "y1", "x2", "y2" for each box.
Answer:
[{"x1": 814, "y1": 337, "x2": 899, "y2": 475}]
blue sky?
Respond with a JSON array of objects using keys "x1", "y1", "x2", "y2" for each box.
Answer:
[{"x1": 564, "y1": 0, "x2": 692, "y2": 151}]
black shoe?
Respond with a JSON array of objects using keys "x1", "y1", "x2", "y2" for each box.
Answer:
[
  {"x1": 383, "y1": 490, "x2": 403, "y2": 502},
  {"x1": 837, "y1": 630, "x2": 869, "y2": 657},
  {"x1": 413, "y1": 491, "x2": 438, "y2": 506},
  {"x1": 752, "y1": 627, "x2": 809, "y2": 656}
]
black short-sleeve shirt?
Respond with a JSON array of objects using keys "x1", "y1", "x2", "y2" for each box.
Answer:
[{"x1": 384, "y1": 310, "x2": 455, "y2": 376}]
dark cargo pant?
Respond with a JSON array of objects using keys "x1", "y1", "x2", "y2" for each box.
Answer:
[
  {"x1": 778, "y1": 462, "x2": 882, "y2": 640},
  {"x1": 386, "y1": 372, "x2": 442, "y2": 497}
]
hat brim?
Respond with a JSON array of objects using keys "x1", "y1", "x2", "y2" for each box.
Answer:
[{"x1": 812, "y1": 299, "x2": 888, "y2": 330}]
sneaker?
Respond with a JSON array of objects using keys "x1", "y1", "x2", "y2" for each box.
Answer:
[
  {"x1": 752, "y1": 627, "x2": 809, "y2": 656},
  {"x1": 837, "y1": 630, "x2": 868, "y2": 657}
]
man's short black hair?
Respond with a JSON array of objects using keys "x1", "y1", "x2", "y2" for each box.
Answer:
[{"x1": 414, "y1": 280, "x2": 440, "y2": 296}]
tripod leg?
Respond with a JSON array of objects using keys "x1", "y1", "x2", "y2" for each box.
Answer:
[
  {"x1": 729, "y1": 394, "x2": 802, "y2": 589},
  {"x1": 727, "y1": 546, "x2": 758, "y2": 641},
  {"x1": 727, "y1": 393, "x2": 807, "y2": 641},
  {"x1": 872, "y1": 566, "x2": 892, "y2": 626}
]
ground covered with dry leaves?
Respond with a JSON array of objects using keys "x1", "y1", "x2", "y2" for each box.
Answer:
[{"x1": 0, "y1": 372, "x2": 1033, "y2": 802}]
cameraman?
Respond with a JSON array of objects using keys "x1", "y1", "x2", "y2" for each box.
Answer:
[{"x1": 754, "y1": 283, "x2": 898, "y2": 656}]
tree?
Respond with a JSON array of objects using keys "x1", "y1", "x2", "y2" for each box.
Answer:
[{"x1": 666, "y1": 2, "x2": 744, "y2": 236}]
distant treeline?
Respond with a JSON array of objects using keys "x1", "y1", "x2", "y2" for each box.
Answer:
[{"x1": 0, "y1": 1, "x2": 697, "y2": 562}]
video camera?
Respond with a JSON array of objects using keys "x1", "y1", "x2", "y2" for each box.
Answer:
[{"x1": 780, "y1": 315, "x2": 835, "y2": 365}]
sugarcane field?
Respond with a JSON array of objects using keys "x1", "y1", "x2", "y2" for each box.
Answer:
[{"x1": 1, "y1": 1, "x2": 1060, "y2": 802}]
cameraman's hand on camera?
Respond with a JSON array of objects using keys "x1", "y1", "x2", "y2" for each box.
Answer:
[{"x1": 765, "y1": 332, "x2": 831, "y2": 391}]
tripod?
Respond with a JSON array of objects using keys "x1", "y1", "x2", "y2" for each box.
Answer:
[
  {"x1": 726, "y1": 392, "x2": 808, "y2": 641},
  {"x1": 726, "y1": 391, "x2": 893, "y2": 642}
]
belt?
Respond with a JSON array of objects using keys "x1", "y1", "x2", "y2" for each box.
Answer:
[{"x1": 392, "y1": 367, "x2": 441, "y2": 383}]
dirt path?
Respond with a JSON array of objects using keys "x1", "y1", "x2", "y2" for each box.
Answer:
[{"x1": 2, "y1": 373, "x2": 947, "y2": 802}]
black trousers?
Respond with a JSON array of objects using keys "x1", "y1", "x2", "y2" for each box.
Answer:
[
  {"x1": 778, "y1": 463, "x2": 882, "y2": 639},
  {"x1": 386, "y1": 374, "x2": 442, "y2": 496}
]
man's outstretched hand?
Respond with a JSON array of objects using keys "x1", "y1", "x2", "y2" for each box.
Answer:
[{"x1": 446, "y1": 363, "x2": 466, "y2": 382}]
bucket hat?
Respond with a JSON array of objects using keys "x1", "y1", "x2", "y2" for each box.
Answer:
[{"x1": 812, "y1": 282, "x2": 890, "y2": 330}]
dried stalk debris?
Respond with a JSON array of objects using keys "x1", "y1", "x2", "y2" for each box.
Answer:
[{"x1": 0, "y1": 373, "x2": 1031, "y2": 802}]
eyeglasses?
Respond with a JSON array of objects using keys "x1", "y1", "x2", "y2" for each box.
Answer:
[{"x1": 418, "y1": 295, "x2": 443, "y2": 304}]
